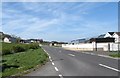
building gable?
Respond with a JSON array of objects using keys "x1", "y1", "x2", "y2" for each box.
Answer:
[{"x1": 104, "y1": 32, "x2": 114, "y2": 38}]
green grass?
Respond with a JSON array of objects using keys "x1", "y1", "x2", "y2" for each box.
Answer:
[
  {"x1": 1, "y1": 48, "x2": 48, "y2": 77},
  {"x1": 109, "y1": 53, "x2": 120, "y2": 57},
  {"x1": 1, "y1": 42, "x2": 39, "y2": 55}
]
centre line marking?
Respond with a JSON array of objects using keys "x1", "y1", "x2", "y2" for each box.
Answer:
[
  {"x1": 68, "y1": 54, "x2": 75, "y2": 56},
  {"x1": 99, "y1": 64, "x2": 120, "y2": 72},
  {"x1": 54, "y1": 67, "x2": 59, "y2": 71}
]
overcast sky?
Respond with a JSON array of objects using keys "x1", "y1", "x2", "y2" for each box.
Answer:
[{"x1": 2, "y1": 2, "x2": 118, "y2": 42}]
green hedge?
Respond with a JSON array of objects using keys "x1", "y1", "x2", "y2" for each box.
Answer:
[{"x1": 2, "y1": 43, "x2": 39, "y2": 55}]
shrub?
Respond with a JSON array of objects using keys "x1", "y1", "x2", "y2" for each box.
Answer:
[
  {"x1": 12, "y1": 45, "x2": 25, "y2": 53},
  {"x1": 29, "y1": 43, "x2": 39, "y2": 49}
]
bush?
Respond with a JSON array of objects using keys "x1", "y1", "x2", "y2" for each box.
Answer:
[
  {"x1": 12, "y1": 45, "x2": 25, "y2": 53},
  {"x1": 29, "y1": 43, "x2": 39, "y2": 49}
]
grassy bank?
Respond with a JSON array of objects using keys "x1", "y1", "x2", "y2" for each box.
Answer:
[
  {"x1": 1, "y1": 48, "x2": 48, "y2": 77},
  {"x1": 1, "y1": 42, "x2": 39, "y2": 55},
  {"x1": 1, "y1": 42, "x2": 48, "y2": 77}
]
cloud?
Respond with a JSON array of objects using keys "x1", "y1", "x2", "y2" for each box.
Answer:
[{"x1": 2, "y1": 2, "x2": 117, "y2": 41}]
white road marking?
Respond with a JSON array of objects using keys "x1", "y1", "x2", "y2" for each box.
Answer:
[
  {"x1": 54, "y1": 67, "x2": 59, "y2": 71},
  {"x1": 43, "y1": 48, "x2": 54, "y2": 62},
  {"x1": 49, "y1": 56, "x2": 51, "y2": 59},
  {"x1": 99, "y1": 64, "x2": 120, "y2": 72},
  {"x1": 43, "y1": 48, "x2": 63, "y2": 77},
  {"x1": 68, "y1": 54, "x2": 75, "y2": 56},
  {"x1": 43, "y1": 49, "x2": 49, "y2": 56},
  {"x1": 47, "y1": 53, "x2": 50, "y2": 56},
  {"x1": 59, "y1": 74, "x2": 63, "y2": 78},
  {"x1": 43, "y1": 49, "x2": 46, "y2": 52},
  {"x1": 52, "y1": 62, "x2": 55, "y2": 65},
  {"x1": 50, "y1": 59, "x2": 52, "y2": 62}
]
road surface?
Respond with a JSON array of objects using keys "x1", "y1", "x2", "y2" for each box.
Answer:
[{"x1": 26, "y1": 45, "x2": 119, "y2": 78}]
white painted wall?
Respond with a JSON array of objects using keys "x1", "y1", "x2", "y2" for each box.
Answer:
[
  {"x1": 62, "y1": 43, "x2": 119, "y2": 51},
  {"x1": 4, "y1": 37, "x2": 11, "y2": 43},
  {"x1": 112, "y1": 33, "x2": 120, "y2": 43},
  {"x1": 62, "y1": 43, "x2": 93, "y2": 51},
  {"x1": 110, "y1": 43, "x2": 120, "y2": 51}
]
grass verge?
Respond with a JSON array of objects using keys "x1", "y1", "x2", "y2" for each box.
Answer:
[
  {"x1": 109, "y1": 53, "x2": 120, "y2": 58},
  {"x1": 1, "y1": 48, "x2": 48, "y2": 77}
]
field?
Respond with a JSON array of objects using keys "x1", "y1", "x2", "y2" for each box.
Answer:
[{"x1": 1, "y1": 42, "x2": 48, "y2": 77}]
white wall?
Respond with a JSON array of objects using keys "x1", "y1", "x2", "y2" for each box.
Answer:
[
  {"x1": 62, "y1": 43, "x2": 93, "y2": 51},
  {"x1": 110, "y1": 43, "x2": 120, "y2": 51},
  {"x1": 62, "y1": 43, "x2": 120, "y2": 51},
  {"x1": 112, "y1": 34, "x2": 120, "y2": 43}
]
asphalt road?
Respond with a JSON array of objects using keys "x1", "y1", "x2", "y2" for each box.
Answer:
[{"x1": 26, "y1": 45, "x2": 119, "y2": 77}]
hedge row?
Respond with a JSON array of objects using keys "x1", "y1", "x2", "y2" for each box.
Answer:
[{"x1": 2, "y1": 43, "x2": 39, "y2": 55}]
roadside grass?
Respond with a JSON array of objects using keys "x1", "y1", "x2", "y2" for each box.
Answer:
[
  {"x1": 110, "y1": 51, "x2": 120, "y2": 53},
  {"x1": 109, "y1": 52, "x2": 120, "y2": 58},
  {"x1": 1, "y1": 48, "x2": 48, "y2": 77}
]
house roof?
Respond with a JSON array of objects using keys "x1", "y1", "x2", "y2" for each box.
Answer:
[
  {"x1": 90, "y1": 38, "x2": 115, "y2": 43},
  {"x1": 108, "y1": 32, "x2": 114, "y2": 35}
]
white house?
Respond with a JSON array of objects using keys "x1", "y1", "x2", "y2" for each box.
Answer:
[
  {"x1": 104, "y1": 32, "x2": 114, "y2": 38},
  {"x1": 112, "y1": 32, "x2": 120, "y2": 43},
  {"x1": 3, "y1": 37, "x2": 11, "y2": 43}
]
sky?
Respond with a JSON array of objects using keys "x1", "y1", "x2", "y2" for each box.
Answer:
[
  {"x1": 2, "y1": 0, "x2": 120, "y2": 2},
  {"x1": 1, "y1": 2, "x2": 118, "y2": 42}
]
